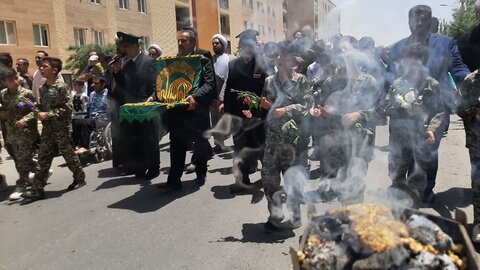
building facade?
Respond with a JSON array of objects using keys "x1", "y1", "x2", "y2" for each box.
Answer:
[{"x1": 283, "y1": 0, "x2": 340, "y2": 40}]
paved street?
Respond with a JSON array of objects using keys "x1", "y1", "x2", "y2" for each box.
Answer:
[{"x1": 0, "y1": 115, "x2": 475, "y2": 270}]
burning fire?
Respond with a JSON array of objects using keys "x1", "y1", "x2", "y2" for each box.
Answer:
[{"x1": 295, "y1": 203, "x2": 467, "y2": 270}]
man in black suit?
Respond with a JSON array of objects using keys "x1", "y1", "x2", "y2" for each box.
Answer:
[
  {"x1": 110, "y1": 31, "x2": 159, "y2": 179},
  {"x1": 222, "y1": 29, "x2": 269, "y2": 191},
  {"x1": 156, "y1": 28, "x2": 216, "y2": 191}
]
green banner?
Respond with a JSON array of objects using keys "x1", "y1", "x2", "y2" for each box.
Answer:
[
  {"x1": 155, "y1": 55, "x2": 203, "y2": 103},
  {"x1": 119, "y1": 55, "x2": 203, "y2": 123}
]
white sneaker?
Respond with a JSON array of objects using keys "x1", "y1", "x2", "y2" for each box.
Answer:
[
  {"x1": 0, "y1": 174, "x2": 8, "y2": 191},
  {"x1": 9, "y1": 188, "x2": 23, "y2": 200}
]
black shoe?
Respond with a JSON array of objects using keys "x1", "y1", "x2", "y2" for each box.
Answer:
[
  {"x1": 185, "y1": 164, "x2": 196, "y2": 174},
  {"x1": 120, "y1": 170, "x2": 135, "y2": 176},
  {"x1": 67, "y1": 180, "x2": 86, "y2": 191},
  {"x1": 195, "y1": 176, "x2": 206, "y2": 186},
  {"x1": 264, "y1": 220, "x2": 282, "y2": 233},
  {"x1": 156, "y1": 182, "x2": 182, "y2": 191},
  {"x1": 21, "y1": 188, "x2": 45, "y2": 200},
  {"x1": 145, "y1": 169, "x2": 160, "y2": 180},
  {"x1": 423, "y1": 192, "x2": 435, "y2": 204}
]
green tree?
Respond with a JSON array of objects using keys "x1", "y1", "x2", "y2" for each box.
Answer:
[
  {"x1": 64, "y1": 44, "x2": 116, "y2": 76},
  {"x1": 443, "y1": 0, "x2": 478, "y2": 40}
]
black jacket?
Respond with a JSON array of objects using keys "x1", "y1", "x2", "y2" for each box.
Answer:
[{"x1": 111, "y1": 53, "x2": 156, "y2": 105}]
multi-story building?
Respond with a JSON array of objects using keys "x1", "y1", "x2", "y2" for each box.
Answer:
[
  {"x1": 0, "y1": 0, "x2": 285, "y2": 75},
  {"x1": 283, "y1": 0, "x2": 340, "y2": 40}
]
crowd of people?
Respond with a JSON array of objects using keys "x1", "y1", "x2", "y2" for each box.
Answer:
[{"x1": 1, "y1": 4, "x2": 480, "y2": 240}]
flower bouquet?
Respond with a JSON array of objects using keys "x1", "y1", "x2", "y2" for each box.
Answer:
[
  {"x1": 231, "y1": 89, "x2": 263, "y2": 111},
  {"x1": 16, "y1": 96, "x2": 37, "y2": 113}
]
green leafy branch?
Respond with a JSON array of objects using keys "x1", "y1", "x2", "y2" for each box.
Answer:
[{"x1": 231, "y1": 89, "x2": 262, "y2": 111}]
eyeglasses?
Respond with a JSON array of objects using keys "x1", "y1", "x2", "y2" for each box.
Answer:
[{"x1": 212, "y1": 42, "x2": 221, "y2": 45}]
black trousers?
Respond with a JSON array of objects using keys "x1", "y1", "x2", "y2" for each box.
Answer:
[
  {"x1": 72, "y1": 118, "x2": 96, "y2": 149},
  {"x1": 122, "y1": 120, "x2": 160, "y2": 174},
  {"x1": 165, "y1": 108, "x2": 210, "y2": 187},
  {"x1": 232, "y1": 118, "x2": 265, "y2": 183}
]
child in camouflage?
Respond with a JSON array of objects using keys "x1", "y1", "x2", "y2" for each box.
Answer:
[
  {"x1": 22, "y1": 57, "x2": 86, "y2": 201},
  {"x1": 0, "y1": 68, "x2": 38, "y2": 200},
  {"x1": 388, "y1": 43, "x2": 445, "y2": 206}
]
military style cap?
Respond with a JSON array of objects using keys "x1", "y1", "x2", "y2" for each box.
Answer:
[
  {"x1": 116, "y1": 31, "x2": 141, "y2": 44},
  {"x1": 235, "y1": 29, "x2": 259, "y2": 42}
]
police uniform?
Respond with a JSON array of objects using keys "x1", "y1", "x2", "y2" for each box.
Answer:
[
  {"x1": 111, "y1": 32, "x2": 159, "y2": 178},
  {"x1": 0, "y1": 86, "x2": 38, "y2": 189}
]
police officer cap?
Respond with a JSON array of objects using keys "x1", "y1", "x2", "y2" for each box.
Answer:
[
  {"x1": 235, "y1": 29, "x2": 259, "y2": 42},
  {"x1": 116, "y1": 31, "x2": 140, "y2": 44}
]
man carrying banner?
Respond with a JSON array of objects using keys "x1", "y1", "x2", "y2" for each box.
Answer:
[
  {"x1": 111, "y1": 32, "x2": 159, "y2": 179},
  {"x1": 153, "y1": 28, "x2": 216, "y2": 191}
]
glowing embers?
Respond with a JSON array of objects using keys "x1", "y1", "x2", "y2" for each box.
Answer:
[{"x1": 294, "y1": 203, "x2": 467, "y2": 270}]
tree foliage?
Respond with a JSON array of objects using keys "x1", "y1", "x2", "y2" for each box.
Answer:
[
  {"x1": 64, "y1": 44, "x2": 116, "y2": 76},
  {"x1": 442, "y1": 0, "x2": 478, "y2": 40}
]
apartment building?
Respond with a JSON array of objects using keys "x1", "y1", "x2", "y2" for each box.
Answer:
[
  {"x1": 0, "y1": 0, "x2": 287, "y2": 76},
  {"x1": 283, "y1": 0, "x2": 340, "y2": 40}
]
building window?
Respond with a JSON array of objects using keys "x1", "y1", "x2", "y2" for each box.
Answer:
[
  {"x1": 272, "y1": 9, "x2": 275, "y2": 17},
  {"x1": 74, "y1": 28, "x2": 86, "y2": 46},
  {"x1": 219, "y1": 0, "x2": 229, "y2": 9},
  {"x1": 248, "y1": 0, "x2": 253, "y2": 8},
  {"x1": 267, "y1": 6, "x2": 270, "y2": 15},
  {"x1": 90, "y1": 0, "x2": 101, "y2": 3},
  {"x1": 175, "y1": 6, "x2": 191, "y2": 31},
  {"x1": 137, "y1": 0, "x2": 146, "y2": 13},
  {"x1": 119, "y1": 0, "x2": 129, "y2": 9},
  {"x1": 243, "y1": 20, "x2": 247, "y2": 30},
  {"x1": 140, "y1": 36, "x2": 149, "y2": 51},
  {"x1": 0, "y1": 20, "x2": 17, "y2": 45},
  {"x1": 33, "y1": 24, "x2": 49, "y2": 47},
  {"x1": 220, "y1": 14, "x2": 230, "y2": 35},
  {"x1": 93, "y1": 30, "x2": 104, "y2": 45}
]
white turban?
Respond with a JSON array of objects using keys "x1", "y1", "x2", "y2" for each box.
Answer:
[
  {"x1": 211, "y1": 34, "x2": 228, "y2": 49},
  {"x1": 147, "y1": 44, "x2": 163, "y2": 56}
]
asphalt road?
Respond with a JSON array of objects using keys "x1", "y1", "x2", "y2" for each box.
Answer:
[{"x1": 0, "y1": 115, "x2": 475, "y2": 270}]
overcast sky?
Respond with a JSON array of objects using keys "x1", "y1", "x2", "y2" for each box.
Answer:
[{"x1": 330, "y1": 0, "x2": 459, "y2": 46}]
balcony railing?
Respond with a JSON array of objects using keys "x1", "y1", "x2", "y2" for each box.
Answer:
[{"x1": 219, "y1": 0, "x2": 229, "y2": 9}]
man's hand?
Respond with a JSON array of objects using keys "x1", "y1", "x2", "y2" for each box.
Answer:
[
  {"x1": 15, "y1": 120, "x2": 27, "y2": 128},
  {"x1": 273, "y1": 108, "x2": 287, "y2": 118},
  {"x1": 260, "y1": 98, "x2": 271, "y2": 110},
  {"x1": 185, "y1": 95, "x2": 196, "y2": 111},
  {"x1": 0, "y1": 111, "x2": 10, "y2": 120},
  {"x1": 218, "y1": 102, "x2": 224, "y2": 113},
  {"x1": 426, "y1": 130, "x2": 436, "y2": 144},
  {"x1": 145, "y1": 96, "x2": 154, "y2": 103},
  {"x1": 341, "y1": 112, "x2": 362, "y2": 126},
  {"x1": 242, "y1": 110, "x2": 252, "y2": 118},
  {"x1": 38, "y1": 112, "x2": 48, "y2": 121},
  {"x1": 111, "y1": 60, "x2": 122, "y2": 73}
]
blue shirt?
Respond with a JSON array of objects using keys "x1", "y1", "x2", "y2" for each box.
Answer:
[{"x1": 88, "y1": 88, "x2": 108, "y2": 117}]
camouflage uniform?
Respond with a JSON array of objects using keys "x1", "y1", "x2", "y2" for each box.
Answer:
[
  {"x1": 0, "y1": 86, "x2": 39, "y2": 188},
  {"x1": 261, "y1": 70, "x2": 313, "y2": 225},
  {"x1": 317, "y1": 72, "x2": 379, "y2": 205},
  {"x1": 457, "y1": 70, "x2": 480, "y2": 224},
  {"x1": 388, "y1": 75, "x2": 445, "y2": 204},
  {"x1": 32, "y1": 79, "x2": 85, "y2": 189}
]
